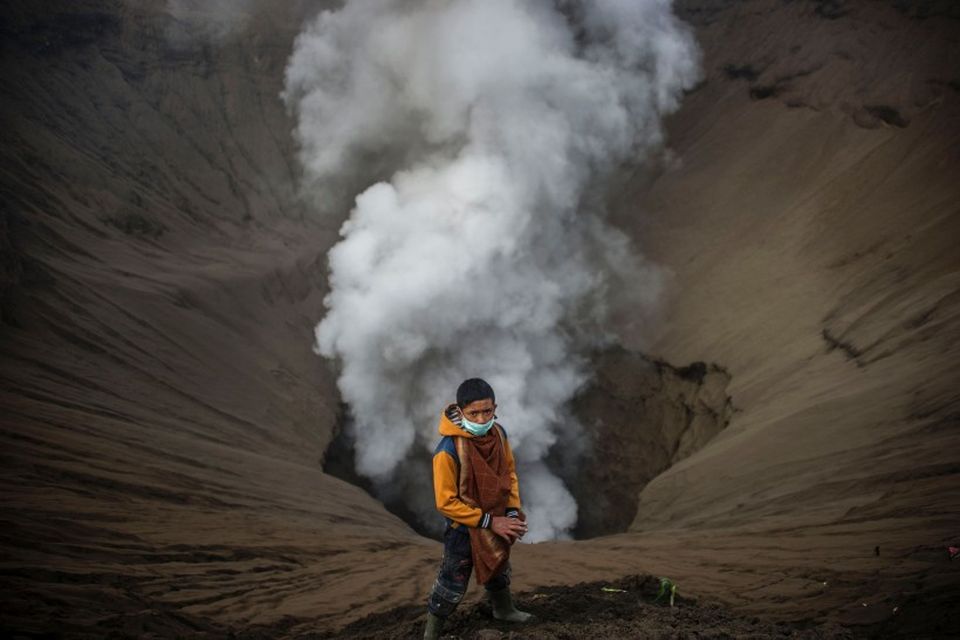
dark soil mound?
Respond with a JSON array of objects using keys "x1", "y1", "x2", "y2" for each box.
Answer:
[{"x1": 311, "y1": 575, "x2": 854, "y2": 639}]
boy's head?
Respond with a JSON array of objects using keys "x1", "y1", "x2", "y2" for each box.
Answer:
[
  {"x1": 457, "y1": 378, "x2": 495, "y2": 408},
  {"x1": 456, "y1": 378, "x2": 496, "y2": 423}
]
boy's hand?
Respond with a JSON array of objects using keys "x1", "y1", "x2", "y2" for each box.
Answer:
[{"x1": 491, "y1": 516, "x2": 527, "y2": 544}]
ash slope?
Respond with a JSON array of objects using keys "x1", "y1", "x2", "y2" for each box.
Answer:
[
  {"x1": 607, "y1": 2, "x2": 960, "y2": 635},
  {"x1": 1, "y1": 0, "x2": 425, "y2": 634},
  {"x1": 1, "y1": 1, "x2": 959, "y2": 640}
]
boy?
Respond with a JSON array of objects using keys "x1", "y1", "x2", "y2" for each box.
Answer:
[{"x1": 423, "y1": 378, "x2": 534, "y2": 639}]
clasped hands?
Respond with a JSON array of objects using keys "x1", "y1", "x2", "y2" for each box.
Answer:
[{"x1": 491, "y1": 515, "x2": 528, "y2": 544}]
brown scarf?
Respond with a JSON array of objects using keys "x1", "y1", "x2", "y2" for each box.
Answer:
[{"x1": 454, "y1": 424, "x2": 523, "y2": 584}]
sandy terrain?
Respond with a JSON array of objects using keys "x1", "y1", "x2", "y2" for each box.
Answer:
[
  {"x1": 312, "y1": 575, "x2": 855, "y2": 640},
  {"x1": 1, "y1": 0, "x2": 958, "y2": 639}
]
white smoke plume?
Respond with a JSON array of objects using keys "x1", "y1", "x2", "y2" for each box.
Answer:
[{"x1": 283, "y1": 0, "x2": 699, "y2": 541}]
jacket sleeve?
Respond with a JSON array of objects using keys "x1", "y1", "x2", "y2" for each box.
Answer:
[
  {"x1": 433, "y1": 450, "x2": 491, "y2": 528},
  {"x1": 502, "y1": 430, "x2": 522, "y2": 512}
]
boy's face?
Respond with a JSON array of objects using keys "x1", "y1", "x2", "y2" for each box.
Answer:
[{"x1": 460, "y1": 398, "x2": 496, "y2": 423}]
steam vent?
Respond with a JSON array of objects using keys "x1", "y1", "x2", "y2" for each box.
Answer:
[{"x1": 2, "y1": 1, "x2": 958, "y2": 639}]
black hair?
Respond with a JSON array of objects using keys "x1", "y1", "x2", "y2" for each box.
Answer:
[{"x1": 456, "y1": 378, "x2": 496, "y2": 408}]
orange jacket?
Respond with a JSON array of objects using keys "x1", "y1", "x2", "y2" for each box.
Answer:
[{"x1": 433, "y1": 405, "x2": 522, "y2": 529}]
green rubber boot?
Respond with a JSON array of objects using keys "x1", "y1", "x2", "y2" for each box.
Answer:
[
  {"x1": 489, "y1": 587, "x2": 534, "y2": 623},
  {"x1": 423, "y1": 612, "x2": 443, "y2": 640}
]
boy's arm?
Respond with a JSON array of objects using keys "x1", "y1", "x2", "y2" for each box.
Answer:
[{"x1": 433, "y1": 450, "x2": 493, "y2": 529}]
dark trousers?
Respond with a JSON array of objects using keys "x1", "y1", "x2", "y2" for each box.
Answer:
[{"x1": 427, "y1": 525, "x2": 511, "y2": 617}]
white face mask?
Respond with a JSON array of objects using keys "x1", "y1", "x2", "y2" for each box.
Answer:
[{"x1": 460, "y1": 414, "x2": 495, "y2": 436}]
